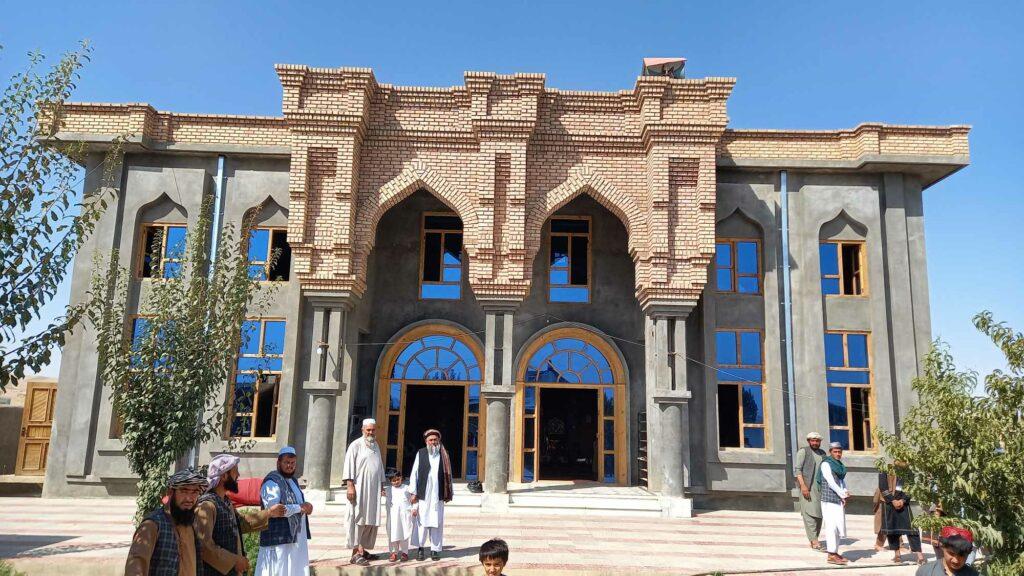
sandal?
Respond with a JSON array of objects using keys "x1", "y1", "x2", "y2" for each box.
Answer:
[
  {"x1": 389, "y1": 552, "x2": 398, "y2": 562},
  {"x1": 827, "y1": 554, "x2": 849, "y2": 565},
  {"x1": 893, "y1": 554, "x2": 902, "y2": 563},
  {"x1": 810, "y1": 541, "x2": 823, "y2": 550},
  {"x1": 400, "y1": 553, "x2": 409, "y2": 562},
  {"x1": 351, "y1": 554, "x2": 369, "y2": 566},
  {"x1": 916, "y1": 554, "x2": 926, "y2": 565}
]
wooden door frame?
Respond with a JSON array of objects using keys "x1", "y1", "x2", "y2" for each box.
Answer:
[{"x1": 15, "y1": 379, "x2": 57, "y2": 476}]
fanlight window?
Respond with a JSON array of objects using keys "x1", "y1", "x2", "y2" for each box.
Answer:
[
  {"x1": 391, "y1": 335, "x2": 481, "y2": 381},
  {"x1": 524, "y1": 337, "x2": 614, "y2": 384}
]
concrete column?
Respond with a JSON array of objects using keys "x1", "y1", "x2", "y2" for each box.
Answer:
[{"x1": 479, "y1": 302, "x2": 518, "y2": 505}]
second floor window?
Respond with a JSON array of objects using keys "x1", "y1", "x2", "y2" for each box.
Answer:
[
  {"x1": 825, "y1": 331, "x2": 873, "y2": 451},
  {"x1": 715, "y1": 239, "x2": 760, "y2": 294},
  {"x1": 549, "y1": 217, "x2": 590, "y2": 303},
  {"x1": 820, "y1": 241, "x2": 865, "y2": 296},
  {"x1": 247, "y1": 228, "x2": 290, "y2": 281},
  {"x1": 230, "y1": 319, "x2": 285, "y2": 438},
  {"x1": 716, "y1": 329, "x2": 766, "y2": 449},
  {"x1": 420, "y1": 213, "x2": 463, "y2": 300},
  {"x1": 139, "y1": 223, "x2": 186, "y2": 279}
]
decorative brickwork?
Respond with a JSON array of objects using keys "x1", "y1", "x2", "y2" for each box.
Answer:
[{"x1": 47, "y1": 65, "x2": 971, "y2": 310}]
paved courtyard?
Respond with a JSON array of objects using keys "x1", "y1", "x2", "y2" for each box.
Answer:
[{"x1": 0, "y1": 497, "x2": 929, "y2": 575}]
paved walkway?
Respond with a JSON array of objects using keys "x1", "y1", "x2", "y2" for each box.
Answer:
[{"x1": 0, "y1": 497, "x2": 929, "y2": 575}]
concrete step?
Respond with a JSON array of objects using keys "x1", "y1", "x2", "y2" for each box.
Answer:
[{"x1": 508, "y1": 490, "x2": 664, "y2": 517}]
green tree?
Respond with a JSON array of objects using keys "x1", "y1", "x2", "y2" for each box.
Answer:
[
  {"x1": 876, "y1": 312, "x2": 1024, "y2": 575},
  {"x1": 0, "y1": 42, "x2": 125, "y2": 390},
  {"x1": 88, "y1": 199, "x2": 277, "y2": 522}
]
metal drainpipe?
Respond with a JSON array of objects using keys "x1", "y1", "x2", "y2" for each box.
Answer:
[
  {"x1": 780, "y1": 170, "x2": 800, "y2": 483},
  {"x1": 187, "y1": 155, "x2": 227, "y2": 468}
]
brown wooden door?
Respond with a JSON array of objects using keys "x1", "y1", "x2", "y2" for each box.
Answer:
[{"x1": 15, "y1": 381, "x2": 57, "y2": 476}]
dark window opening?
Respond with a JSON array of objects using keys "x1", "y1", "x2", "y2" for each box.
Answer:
[
  {"x1": 269, "y1": 230, "x2": 290, "y2": 281},
  {"x1": 717, "y1": 385, "x2": 741, "y2": 448},
  {"x1": 841, "y1": 243, "x2": 863, "y2": 295}
]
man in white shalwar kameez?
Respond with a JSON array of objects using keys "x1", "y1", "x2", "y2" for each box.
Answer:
[
  {"x1": 818, "y1": 441, "x2": 850, "y2": 566},
  {"x1": 255, "y1": 446, "x2": 313, "y2": 576},
  {"x1": 342, "y1": 418, "x2": 385, "y2": 566},
  {"x1": 408, "y1": 429, "x2": 454, "y2": 561}
]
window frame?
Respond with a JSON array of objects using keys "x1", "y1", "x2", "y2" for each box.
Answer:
[
  {"x1": 136, "y1": 222, "x2": 187, "y2": 279},
  {"x1": 824, "y1": 330, "x2": 875, "y2": 452},
  {"x1": 418, "y1": 211, "x2": 464, "y2": 301},
  {"x1": 715, "y1": 238, "x2": 762, "y2": 295},
  {"x1": 245, "y1": 226, "x2": 289, "y2": 282},
  {"x1": 228, "y1": 317, "x2": 286, "y2": 439},
  {"x1": 714, "y1": 328, "x2": 768, "y2": 451},
  {"x1": 820, "y1": 240, "x2": 868, "y2": 297},
  {"x1": 547, "y1": 215, "x2": 592, "y2": 304}
]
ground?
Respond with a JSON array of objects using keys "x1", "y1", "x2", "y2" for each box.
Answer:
[{"x1": 0, "y1": 496, "x2": 929, "y2": 575}]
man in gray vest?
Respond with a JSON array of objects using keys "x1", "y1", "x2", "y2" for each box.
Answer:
[
  {"x1": 125, "y1": 468, "x2": 208, "y2": 576},
  {"x1": 794, "y1": 432, "x2": 827, "y2": 550}
]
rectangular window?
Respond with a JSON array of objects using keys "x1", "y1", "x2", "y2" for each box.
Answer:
[
  {"x1": 715, "y1": 239, "x2": 760, "y2": 294},
  {"x1": 247, "y1": 228, "x2": 291, "y2": 281},
  {"x1": 549, "y1": 217, "x2": 590, "y2": 303},
  {"x1": 820, "y1": 241, "x2": 865, "y2": 296},
  {"x1": 716, "y1": 330, "x2": 766, "y2": 449},
  {"x1": 139, "y1": 223, "x2": 187, "y2": 279},
  {"x1": 230, "y1": 319, "x2": 286, "y2": 438},
  {"x1": 420, "y1": 213, "x2": 463, "y2": 300},
  {"x1": 825, "y1": 331, "x2": 873, "y2": 451}
]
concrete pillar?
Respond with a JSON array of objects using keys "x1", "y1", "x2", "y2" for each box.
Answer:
[
  {"x1": 479, "y1": 303, "x2": 517, "y2": 506},
  {"x1": 301, "y1": 292, "x2": 355, "y2": 499}
]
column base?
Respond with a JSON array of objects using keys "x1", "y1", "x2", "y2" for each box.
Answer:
[
  {"x1": 303, "y1": 488, "x2": 331, "y2": 504},
  {"x1": 659, "y1": 495, "x2": 693, "y2": 518},
  {"x1": 480, "y1": 492, "x2": 511, "y2": 513}
]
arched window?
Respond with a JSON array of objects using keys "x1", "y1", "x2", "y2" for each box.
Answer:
[
  {"x1": 391, "y1": 334, "x2": 481, "y2": 381},
  {"x1": 524, "y1": 338, "x2": 614, "y2": 384}
]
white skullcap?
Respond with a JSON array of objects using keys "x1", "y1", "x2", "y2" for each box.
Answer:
[
  {"x1": 829, "y1": 441, "x2": 843, "y2": 449},
  {"x1": 362, "y1": 418, "x2": 377, "y2": 427},
  {"x1": 806, "y1": 432, "x2": 822, "y2": 440}
]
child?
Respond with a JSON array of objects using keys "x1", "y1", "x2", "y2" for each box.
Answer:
[
  {"x1": 384, "y1": 467, "x2": 414, "y2": 562},
  {"x1": 479, "y1": 538, "x2": 509, "y2": 576}
]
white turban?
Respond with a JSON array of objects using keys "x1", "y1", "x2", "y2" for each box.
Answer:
[
  {"x1": 362, "y1": 418, "x2": 377, "y2": 427},
  {"x1": 206, "y1": 454, "x2": 240, "y2": 490}
]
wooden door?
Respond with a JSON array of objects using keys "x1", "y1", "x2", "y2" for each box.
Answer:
[{"x1": 15, "y1": 381, "x2": 57, "y2": 476}]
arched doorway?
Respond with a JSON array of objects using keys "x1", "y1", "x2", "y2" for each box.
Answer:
[
  {"x1": 515, "y1": 327, "x2": 627, "y2": 484},
  {"x1": 376, "y1": 324, "x2": 484, "y2": 481}
]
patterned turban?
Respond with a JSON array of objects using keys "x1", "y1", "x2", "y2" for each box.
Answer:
[
  {"x1": 206, "y1": 454, "x2": 240, "y2": 490},
  {"x1": 168, "y1": 468, "x2": 209, "y2": 490}
]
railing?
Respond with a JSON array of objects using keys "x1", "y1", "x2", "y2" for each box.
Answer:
[{"x1": 637, "y1": 411, "x2": 648, "y2": 488}]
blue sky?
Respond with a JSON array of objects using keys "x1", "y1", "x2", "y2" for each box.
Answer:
[{"x1": 2, "y1": 1, "x2": 1021, "y2": 381}]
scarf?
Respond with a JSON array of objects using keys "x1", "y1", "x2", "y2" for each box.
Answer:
[
  {"x1": 438, "y1": 445, "x2": 454, "y2": 503},
  {"x1": 817, "y1": 456, "x2": 846, "y2": 487}
]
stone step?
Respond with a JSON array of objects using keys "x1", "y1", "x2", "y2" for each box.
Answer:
[{"x1": 508, "y1": 491, "x2": 665, "y2": 517}]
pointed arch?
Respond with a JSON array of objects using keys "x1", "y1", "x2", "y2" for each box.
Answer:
[
  {"x1": 716, "y1": 207, "x2": 763, "y2": 239},
  {"x1": 244, "y1": 195, "x2": 289, "y2": 228},
  {"x1": 819, "y1": 209, "x2": 868, "y2": 241},
  {"x1": 137, "y1": 191, "x2": 188, "y2": 223}
]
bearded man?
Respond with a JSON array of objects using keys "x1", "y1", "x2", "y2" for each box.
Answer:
[
  {"x1": 255, "y1": 446, "x2": 313, "y2": 576},
  {"x1": 408, "y1": 429, "x2": 453, "y2": 561},
  {"x1": 125, "y1": 468, "x2": 208, "y2": 576},
  {"x1": 342, "y1": 418, "x2": 385, "y2": 566},
  {"x1": 196, "y1": 454, "x2": 286, "y2": 575}
]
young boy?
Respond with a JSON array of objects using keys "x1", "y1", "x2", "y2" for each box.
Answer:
[
  {"x1": 915, "y1": 527, "x2": 978, "y2": 576},
  {"x1": 384, "y1": 467, "x2": 414, "y2": 562},
  {"x1": 479, "y1": 538, "x2": 509, "y2": 576}
]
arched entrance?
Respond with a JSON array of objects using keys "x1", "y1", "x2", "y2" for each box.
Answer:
[
  {"x1": 376, "y1": 324, "x2": 484, "y2": 481},
  {"x1": 515, "y1": 327, "x2": 627, "y2": 484}
]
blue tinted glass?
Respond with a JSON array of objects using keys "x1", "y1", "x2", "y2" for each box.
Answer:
[
  {"x1": 467, "y1": 416, "x2": 479, "y2": 448},
  {"x1": 524, "y1": 387, "x2": 536, "y2": 415},
  {"x1": 442, "y1": 266, "x2": 461, "y2": 282},
  {"x1": 821, "y1": 278, "x2": 841, "y2": 295},
  {"x1": 559, "y1": 339, "x2": 587, "y2": 351},
  {"x1": 390, "y1": 382, "x2": 401, "y2": 410},
  {"x1": 584, "y1": 344, "x2": 611, "y2": 369},
  {"x1": 716, "y1": 269, "x2": 733, "y2": 291},
  {"x1": 469, "y1": 385, "x2": 480, "y2": 413},
  {"x1": 716, "y1": 331, "x2": 737, "y2": 365},
  {"x1": 523, "y1": 453, "x2": 534, "y2": 482},
  {"x1": 569, "y1": 352, "x2": 589, "y2": 372},
  {"x1": 388, "y1": 414, "x2": 399, "y2": 446},
  {"x1": 550, "y1": 286, "x2": 589, "y2": 302},
  {"x1": 550, "y1": 269, "x2": 569, "y2": 285},
  {"x1": 824, "y1": 333, "x2": 845, "y2": 368},
  {"x1": 421, "y1": 283, "x2": 461, "y2": 300},
  {"x1": 741, "y1": 385, "x2": 764, "y2": 424},
  {"x1": 847, "y1": 334, "x2": 868, "y2": 368},
  {"x1": 164, "y1": 226, "x2": 187, "y2": 259},
  {"x1": 599, "y1": 369, "x2": 613, "y2": 384},
  {"x1": 466, "y1": 450, "x2": 478, "y2": 481},
  {"x1": 452, "y1": 340, "x2": 475, "y2": 364},
  {"x1": 231, "y1": 416, "x2": 251, "y2": 437},
  {"x1": 468, "y1": 366, "x2": 481, "y2": 381},
  {"x1": 826, "y1": 370, "x2": 871, "y2": 385},
  {"x1": 236, "y1": 357, "x2": 281, "y2": 372},
  {"x1": 404, "y1": 361, "x2": 426, "y2": 380},
  {"x1": 740, "y1": 332, "x2": 761, "y2": 366},
  {"x1": 443, "y1": 247, "x2": 460, "y2": 266},
  {"x1": 716, "y1": 367, "x2": 762, "y2": 383},
  {"x1": 830, "y1": 429, "x2": 850, "y2": 450},
  {"x1": 437, "y1": 349, "x2": 458, "y2": 369},
  {"x1": 715, "y1": 243, "x2": 732, "y2": 267},
  {"x1": 162, "y1": 261, "x2": 182, "y2": 279},
  {"x1": 819, "y1": 243, "x2": 839, "y2": 276},
  {"x1": 737, "y1": 276, "x2": 759, "y2": 293},
  {"x1": 743, "y1": 427, "x2": 766, "y2": 449},
  {"x1": 239, "y1": 321, "x2": 260, "y2": 355},
  {"x1": 248, "y1": 229, "x2": 269, "y2": 262},
  {"x1": 262, "y1": 321, "x2": 286, "y2": 355},
  {"x1": 580, "y1": 365, "x2": 599, "y2": 383},
  {"x1": 737, "y1": 242, "x2": 758, "y2": 274},
  {"x1": 603, "y1": 454, "x2": 615, "y2": 483},
  {"x1": 132, "y1": 318, "x2": 151, "y2": 348},
  {"x1": 604, "y1": 420, "x2": 614, "y2": 451},
  {"x1": 248, "y1": 265, "x2": 267, "y2": 280},
  {"x1": 828, "y1": 386, "x2": 848, "y2": 426},
  {"x1": 603, "y1": 388, "x2": 614, "y2": 413}
]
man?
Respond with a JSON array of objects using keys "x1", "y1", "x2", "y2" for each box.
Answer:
[
  {"x1": 878, "y1": 467, "x2": 925, "y2": 564},
  {"x1": 196, "y1": 454, "x2": 286, "y2": 575},
  {"x1": 255, "y1": 447, "x2": 313, "y2": 576},
  {"x1": 342, "y1": 418, "x2": 385, "y2": 566},
  {"x1": 408, "y1": 428, "x2": 453, "y2": 561},
  {"x1": 818, "y1": 441, "x2": 850, "y2": 566},
  {"x1": 916, "y1": 527, "x2": 978, "y2": 576},
  {"x1": 794, "y1": 432, "x2": 826, "y2": 550},
  {"x1": 125, "y1": 468, "x2": 208, "y2": 576}
]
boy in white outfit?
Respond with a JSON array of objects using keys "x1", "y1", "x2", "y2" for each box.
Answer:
[{"x1": 384, "y1": 468, "x2": 414, "y2": 562}]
